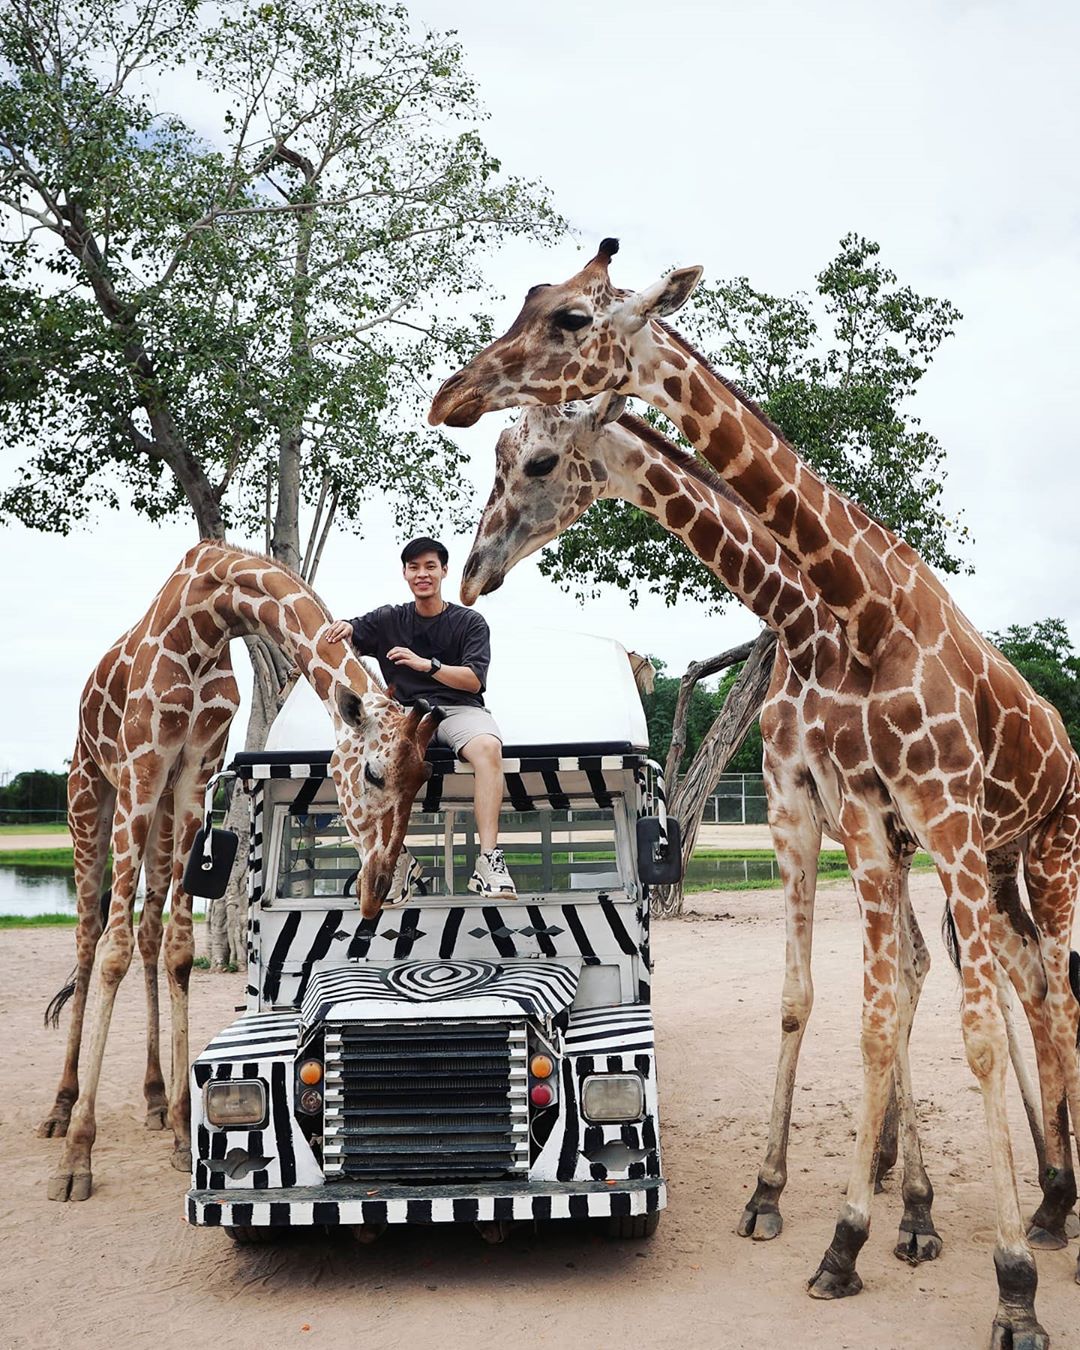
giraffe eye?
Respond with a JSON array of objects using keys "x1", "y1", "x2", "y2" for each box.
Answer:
[
  {"x1": 525, "y1": 454, "x2": 559, "y2": 478},
  {"x1": 552, "y1": 308, "x2": 591, "y2": 332},
  {"x1": 364, "y1": 763, "x2": 385, "y2": 789}
]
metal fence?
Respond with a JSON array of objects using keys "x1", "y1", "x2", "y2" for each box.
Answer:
[
  {"x1": 0, "y1": 808, "x2": 69, "y2": 826},
  {"x1": 703, "y1": 773, "x2": 768, "y2": 825}
]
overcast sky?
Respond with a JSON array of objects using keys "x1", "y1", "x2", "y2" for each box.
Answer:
[{"x1": 3, "y1": 0, "x2": 1079, "y2": 776}]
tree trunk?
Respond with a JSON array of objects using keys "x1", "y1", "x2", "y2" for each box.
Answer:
[
  {"x1": 206, "y1": 637, "x2": 298, "y2": 970},
  {"x1": 651, "y1": 631, "x2": 777, "y2": 918}
]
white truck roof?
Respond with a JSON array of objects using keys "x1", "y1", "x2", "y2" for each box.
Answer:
[{"x1": 266, "y1": 626, "x2": 651, "y2": 752}]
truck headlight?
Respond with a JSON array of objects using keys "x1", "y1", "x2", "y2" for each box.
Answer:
[
  {"x1": 205, "y1": 1079, "x2": 267, "y2": 1127},
  {"x1": 581, "y1": 1073, "x2": 644, "y2": 1123}
]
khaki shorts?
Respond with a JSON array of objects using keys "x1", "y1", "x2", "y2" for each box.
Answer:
[{"x1": 434, "y1": 705, "x2": 503, "y2": 758}]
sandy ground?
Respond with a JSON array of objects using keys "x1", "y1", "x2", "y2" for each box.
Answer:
[
  {"x1": 0, "y1": 831, "x2": 73, "y2": 851},
  {"x1": 2, "y1": 873, "x2": 1077, "y2": 1350}
]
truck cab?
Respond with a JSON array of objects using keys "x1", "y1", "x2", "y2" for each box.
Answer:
[{"x1": 185, "y1": 634, "x2": 669, "y2": 1239}]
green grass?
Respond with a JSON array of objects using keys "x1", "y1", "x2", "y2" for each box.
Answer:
[
  {"x1": 0, "y1": 912, "x2": 79, "y2": 927},
  {"x1": 0, "y1": 910, "x2": 206, "y2": 929},
  {"x1": 0, "y1": 822, "x2": 68, "y2": 834},
  {"x1": 0, "y1": 848, "x2": 76, "y2": 867}
]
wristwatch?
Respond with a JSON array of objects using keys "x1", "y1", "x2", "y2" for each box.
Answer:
[{"x1": 428, "y1": 658, "x2": 442, "y2": 676}]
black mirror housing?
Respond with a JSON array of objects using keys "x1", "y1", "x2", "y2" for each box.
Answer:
[
  {"x1": 636, "y1": 815, "x2": 683, "y2": 886},
  {"x1": 182, "y1": 826, "x2": 240, "y2": 899}
]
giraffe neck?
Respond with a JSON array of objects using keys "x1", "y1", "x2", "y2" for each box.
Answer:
[
  {"x1": 604, "y1": 417, "x2": 841, "y2": 683},
  {"x1": 627, "y1": 324, "x2": 922, "y2": 663},
  {"x1": 199, "y1": 544, "x2": 371, "y2": 714}
]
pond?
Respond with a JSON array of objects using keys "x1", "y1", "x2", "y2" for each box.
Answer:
[{"x1": 0, "y1": 863, "x2": 206, "y2": 918}]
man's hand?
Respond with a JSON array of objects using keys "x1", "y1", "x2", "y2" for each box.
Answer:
[
  {"x1": 386, "y1": 645, "x2": 431, "y2": 672},
  {"x1": 325, "y1": 620, "x2": 353, "y2": 644}
]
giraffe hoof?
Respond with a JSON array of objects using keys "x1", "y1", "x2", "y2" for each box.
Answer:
[
  {"x1": 170, "y1": 1144, "x2": 191, "y2": 1173},
  {"x1": 36, "y1": 1113, "x2": 71, "y2": 1139},
  {"x1": 47, "y1": 1170, "x2": 93, "y2": 1202},
  {"x1": 1064, "y1": 1211, "x2": 1079, "y2": 1240},
  {"x1": 750, "y1": 1210, "x2": 783, "y2": 1241},
  {"x1": 989, "y1": 1313, "x2": 1049, "y2": 1350},
  {"x1": 737, "y1": 1201, "x2": 782, "y2": 1240},
  {"x1": 807, "y1": 1266, "x2": 863, "y2": 1300},
  {"x1": 894, "y1": 1227, "x2": 943, "y2": 1264},
  {"x1": 1025, "y1": 1222, "x2": 1069, "y2": 1251},
  {"x1": 145, "y1": 1106, "x2": 168, "y2": 1131}
]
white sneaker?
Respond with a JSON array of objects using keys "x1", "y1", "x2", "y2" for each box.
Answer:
[
  {"x1": 467, "y1": 847, "x2": 517, "y2": 899},
  {"x1": 383, "y1": 851, "x2": 427, "y2": 908}
]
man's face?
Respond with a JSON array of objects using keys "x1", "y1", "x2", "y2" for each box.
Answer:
[{"x1": 403, "y1": 551, "x2": 448, "y2": 601}]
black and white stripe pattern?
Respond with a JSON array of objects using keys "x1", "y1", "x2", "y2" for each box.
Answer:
[
  {"x1": 187, "y1": 1179, "x2": 665, "y2": 1228},
  {"x1": 190, "y1": 1021, "x2": 322, "y2": 1192},
  {"x1": 300, "y1": 961, "x2": 579, "y2": 1026},
  {"x1": 258, "y1": 898, "x2": 643, "y2": 1008},
  {"x1": 197, "y1": 1012, "x2": 299, "y2": 1062},
  {"x1": 564, "y1": 1005, "x2": 655, "y2": 1054}
]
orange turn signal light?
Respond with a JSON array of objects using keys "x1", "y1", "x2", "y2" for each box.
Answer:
[
  {"x1": 299, "y1": 1059, "x2": 323, "y2": 1086},
  {"x1": 530, "y1": 1054, "x2": 554, "y2": 1079}
]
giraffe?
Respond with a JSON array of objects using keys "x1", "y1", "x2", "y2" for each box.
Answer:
[
  {"x1": 43, "y1": 541, "x2": 441, "y2": 1203},
  {"x1": 430, "y1": 247, "x2": 1080, "y2": 1342},
  {"x1": 461, "y1": 393, "x2": 1058, "y2": 1265}
]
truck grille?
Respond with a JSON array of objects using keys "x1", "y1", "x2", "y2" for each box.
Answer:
[{"x1": 322, "y1": 1020, "x2": 528, "y2": 1182}]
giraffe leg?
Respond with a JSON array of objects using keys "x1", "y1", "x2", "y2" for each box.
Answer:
[
  {"x1": 1021, "y1": 782, "x2": 1080, "y2": 1285},
  {"x1": 38, "y1": 742, "x2": 115, "y2": 1139},
  {"x1": 985, "y1": 843, "x2": 1076, "y2": 1250},
  {"x1": 138, "y1": 798, "x2": 173, "y2": 1131},
  {"x1": 892, "y1": 871, "x2": 944, "y2": 1264},
  {"x1": 48, "y1": 767, "x2": 161, "y2": 1201},
  {"x1": 933, "y1": 818, "x2": 1047, "y2": 1350},
  {"x1": 808, "y1": 821, "x2": 900, "y2": 1301},
  {"x1": 736, "y1": 762, "x2": 821, "y2": 1243},
  {"x1": 162, "y1": 762, "x2": 223, "y2": 1172}
]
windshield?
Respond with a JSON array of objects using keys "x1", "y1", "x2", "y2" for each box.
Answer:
[{"x1": 274, "y1": 805, "x2": 626, "y2": 902}]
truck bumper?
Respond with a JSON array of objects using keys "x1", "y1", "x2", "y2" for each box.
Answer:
[{"x1": 186, "y1": 1176, "x2": 666, "y2": 1228}]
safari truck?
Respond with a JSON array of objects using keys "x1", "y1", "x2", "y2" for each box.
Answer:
[{"x1": 184, "y1": 633, "x2": 678, "y2": 1242}]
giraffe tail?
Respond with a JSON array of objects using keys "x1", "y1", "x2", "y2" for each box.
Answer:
[
  {"x1": 940, "y1": 901, "x2": 961, "y2": 975},
  {"x1": 43, "y1": 887, "x2": 112, "y2": 1029},
  {"x1": 1070, "y1": 951, "x2": 1080, "y2": 1048}
]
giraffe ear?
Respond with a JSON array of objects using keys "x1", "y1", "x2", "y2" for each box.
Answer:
[
  {"x1": 623, "y1": 266, "x2": 704, "y2": 329},
  {"x1": 592, "y1": 391, "x2": 628, "y2": 428},
  {"x1": 337, "y1": 687, "x2": 382, "y2": 730}
]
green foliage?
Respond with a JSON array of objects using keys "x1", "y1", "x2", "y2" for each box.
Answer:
[
  {"x1": 989, "y1": 619, "x2": 1080, "y2": 754},
  {"x1": 713, "y1": 664, "x2": 764, "y2": 773},
  {"x1": 0, "y1": 0, "x2": 564, "y2": 548},
  {"x1": 641, "y1": 668, "x2": 725, "y2": 772},
  {"x1": 541, "y1": 234, "x2": 967, "y2": 608},
  {"x1": 0, "y1": 770, "x2": 67, "y2": 822}
]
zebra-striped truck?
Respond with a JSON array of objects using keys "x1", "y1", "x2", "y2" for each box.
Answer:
[{"x1": 184, "y1": 657, "x2": 675, "y2": 1243}]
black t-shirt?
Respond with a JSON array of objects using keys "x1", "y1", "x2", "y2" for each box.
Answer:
[{"x1": 349, "y1": 602, "x2": 491, "y2": 708}]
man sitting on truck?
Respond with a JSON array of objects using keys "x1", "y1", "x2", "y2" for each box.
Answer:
[{"x1": 325, "y1": 536, "x2": 516, "y2": 899}]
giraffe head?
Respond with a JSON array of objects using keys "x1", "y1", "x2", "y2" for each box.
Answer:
[
  {"x1": 330, "y1": 689, "x2": 441, "y2": 918},
  {"x1": 461, "y1": 394, "x2": 630, "y2": 603},
  {"x1": 428, "y1": 239, "x2": 702, "y2": 427}
]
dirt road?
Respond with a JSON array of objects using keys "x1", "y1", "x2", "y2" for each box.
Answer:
[{"x1": 2, "y1": 874, "x2": 1076, "y2": 1350}]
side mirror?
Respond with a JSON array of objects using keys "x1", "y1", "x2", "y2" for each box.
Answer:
[
  {"x1": 636, "y1": 815, "x2": 683, "y2": 886},
  {"x1": 182, "y1": 826, "x2": 240, "y2": 899}
]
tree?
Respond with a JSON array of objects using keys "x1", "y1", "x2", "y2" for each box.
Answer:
[
  {"x1": 0, "y1": 768, "x2": 67, "y2": 823},
  {"x1": 642, "y1": 659, "x2": 726, "y2": 771},
  {"x1": 539, "y1": 235, "x2": 967, "y2": 608},
  {"x1": 0, "y1": 0, "x2": 564, "y2": 962},
  {"x1": 990, "y1": 619, "x2": 1080, "y2": 753},
  {"x1": 714, "y1": 664, "x2": 763, "y2": 773}
]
